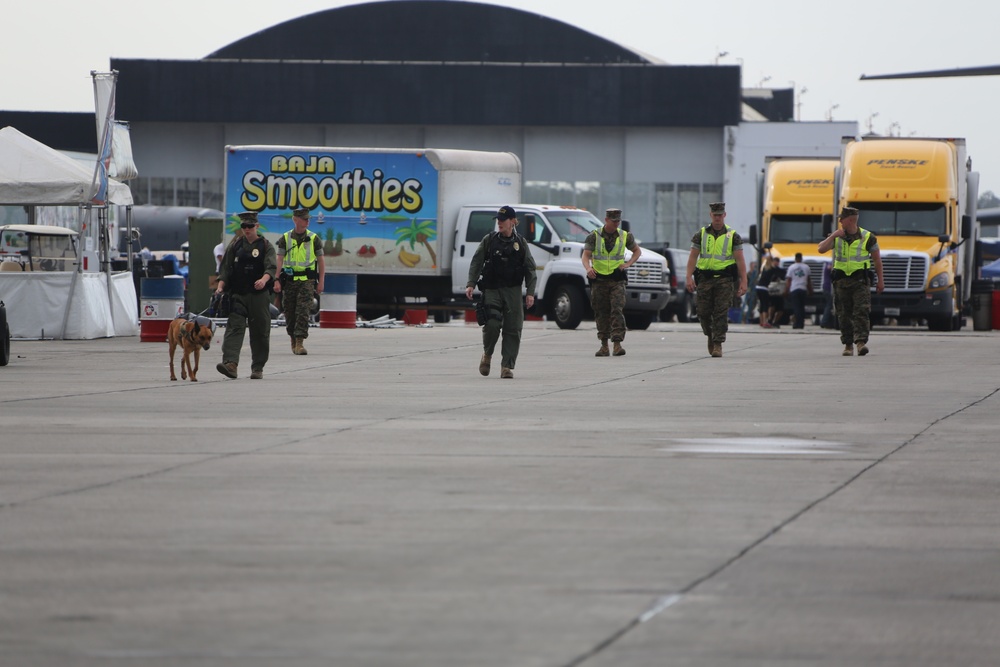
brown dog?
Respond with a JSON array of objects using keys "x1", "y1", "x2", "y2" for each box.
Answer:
[{"x1": 167, "y1": 316, "x2": 214, "y2": 381}]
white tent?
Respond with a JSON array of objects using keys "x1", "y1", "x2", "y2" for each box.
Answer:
[
  {"x1": 0, "y1": 126, "x2": 133, "y2": 205},
  {"x1": 0, "y1": 126, "x2": 138, "y2": 339}
]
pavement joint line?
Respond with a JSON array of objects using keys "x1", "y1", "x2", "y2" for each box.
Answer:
[{"x1": 559, "y1": 383, "x2": 1000, "y2": 667}]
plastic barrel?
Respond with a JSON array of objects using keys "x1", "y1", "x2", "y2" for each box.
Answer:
[
  {"x1": 970, "y1": 279, "x2": 993, "y2": 332},
  {"x1": 140, "y1": 276, "x2": 185, "y2": 342},
  {"x1": 320, "y1": 274, "x2": 357, "y2": 329}
]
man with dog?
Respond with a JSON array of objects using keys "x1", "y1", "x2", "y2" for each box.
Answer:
[
  {"x1": 274, "y1": 207, "x2": 325, "y2": 355},
  {"x1": 215, "y1": 211, "x2": 277, "y2": 379}
]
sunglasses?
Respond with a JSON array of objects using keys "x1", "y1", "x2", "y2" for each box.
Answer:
[{"x1": 240, "y1": 222, "x2": 257, "y2": 229}]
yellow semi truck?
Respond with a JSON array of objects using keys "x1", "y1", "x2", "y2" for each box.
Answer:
[
  {"x1": 751, "y1": 157, "x2": 838, "y2": 317},
  {"x1": 834, "y1": 137, "x2": 979, "y2": 331}
]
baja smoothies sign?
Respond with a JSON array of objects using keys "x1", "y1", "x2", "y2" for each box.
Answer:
[{"x1": 224, "y1": 147, "x2": 441, "y2": 272}]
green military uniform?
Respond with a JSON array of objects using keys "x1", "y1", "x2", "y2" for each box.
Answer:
[
  {"x1": 833, "y1": 228, "x2": 879, "y2": 348},
  {"x1": 584, "y1": 226, "x2": 638, "y2": 345},
  {"x1": 218, "y1": 234, "x2": 276, "y2": 375},
  {"x1": 277, "y1": 229, "x2": 323, "y2": 341},
  {"x1": 467, "y1": 229, "x2": 537, "y2": 373},
  {"x1": 692, "y1": 224, "x2": 742, "y2": 348}
]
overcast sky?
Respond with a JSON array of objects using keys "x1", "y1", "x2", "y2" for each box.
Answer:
[{"x1": 3, "y1": 0, "x2": 999, "y2": 193}]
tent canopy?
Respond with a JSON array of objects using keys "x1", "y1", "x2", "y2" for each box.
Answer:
[{"x1": 0, "y1": 126, "x2": 133, "y2": 206}]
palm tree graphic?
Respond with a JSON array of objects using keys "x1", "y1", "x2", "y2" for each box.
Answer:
[{"x1": 394, "y1": 219, "x2": 438, "y2": 268}]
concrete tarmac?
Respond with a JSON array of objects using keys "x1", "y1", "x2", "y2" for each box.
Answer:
[{"x1": 1, "y1": 319, "x2": 999, "y2": 666}]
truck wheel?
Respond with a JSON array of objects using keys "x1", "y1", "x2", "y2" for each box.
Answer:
[
  {"x1": 549, "y1": 284, "x2": 585, "y2": 330},
  {"x1": 0, "y1": 305, "x2": 9, "y2": 367},
  {"x1": 624, "y1": 312, "x2": 653, "y2": 330},
  {"x1": 926, "y1": 315, "x2": 954, "y2": 332}
]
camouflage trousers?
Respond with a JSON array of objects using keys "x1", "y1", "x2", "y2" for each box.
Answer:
[
  {"x1": 282, "y1": 278, "x2": 316, "y2": 339},
  {"x1": 834, "y1": 278, "x2": 871, "y2": 345},
  {"x1": 697, "y1": 275, "x2": 734, "y2": 343},
  {"x1": 590, "y1": 280, "x2": 626, "y2": 342}
]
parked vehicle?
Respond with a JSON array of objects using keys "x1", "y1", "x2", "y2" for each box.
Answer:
[
  {"x1": 223, "y1": 146, "x2": 670, "y2": 328},
  {"x1": 645, "y1": 244, "x2": 697, "y2": 322},
  {"x1": 750, "y1": 157, "x2": 838, "y2": 319},
  {"x1": 835, "y1": 137, "x2": 979, "y2": 330}
]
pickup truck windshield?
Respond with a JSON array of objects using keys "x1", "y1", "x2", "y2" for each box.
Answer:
[
  {"x1": 769, "y1": 215, "x2": 825, "y2": 243},
  {"x1": 546, "y1": 211, "x2": 603, "y2": 242},
  {"x1": 854, "y1": 203, "x2": 946, "y2": 236}
]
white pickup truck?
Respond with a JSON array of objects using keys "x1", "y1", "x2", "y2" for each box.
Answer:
[{"x1": 452, "y1": 204, "x2": 670, "y2": 329}]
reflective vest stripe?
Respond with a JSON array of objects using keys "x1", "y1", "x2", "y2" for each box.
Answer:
[
  {"x1": 833, "y1": 229, "x2": 872, "y2": 275},
  {"x1": 592, "y1": 229, "x2": 627, "y2": 275},
  {"x1": 695, "y1": 226, "x2": 736, "y2": 271},
  {"x1": 283, "y1": 231, "x2": 317, "y2": 280}
]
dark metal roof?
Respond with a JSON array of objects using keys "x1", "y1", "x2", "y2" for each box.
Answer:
[
  {"x1": 206, "y1": 0, "x2": 650, "y2": 65},
  {"x1": 0, "y1": 112, "x2": 97, "y2": 153},
  {"x1": 110, "y1": 59, "x2": 742, "y2": 127}
]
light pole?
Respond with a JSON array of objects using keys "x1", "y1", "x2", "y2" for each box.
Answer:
[
  {"x1": 867, "y1": 112, "x2": 880, "y2": 134},
  {"x1": 797, "y1": 87, "x2": 808, "y2": 121},
  {"x1": 758, "y1": 74, "x2": 771, "y2": 87},
  {"x1": 826, "y1": 103, "x2": 840, "y2": 121},
  {"x1": 714, "y1": 48, "x2": 729, "y2": 65}
]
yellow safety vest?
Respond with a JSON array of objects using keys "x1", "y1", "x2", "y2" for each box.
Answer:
[
  {"x1": 592, "y1": 228, "x2": 627, "y2": 275},
  {"x1": 833, "y1": 230, "x2": 872, "y2": 276},
  {"x1": 282, "y1": 230, "x2": 318, "y2": 281},
  {"x1": 695, "y1": 225, "x2": 736, "y2": 271}
]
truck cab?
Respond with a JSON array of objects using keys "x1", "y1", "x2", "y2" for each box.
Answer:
[
  {"x1": 750, "y1": 158, "x2": 838, "y2": 319},
  {"x1": 453, "y1": 204, "x2": 670, "y2": 329}
]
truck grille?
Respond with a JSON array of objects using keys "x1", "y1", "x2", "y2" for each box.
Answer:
[
  {"x1": 627, "y1": 261, "x2": 664, "y2": 286},
  {"x1": 881, "y1": 254, "x2": 928, "y2": 291},
  {"x1": 804, "y1": 259, "x2": 827, "y2": 292}
]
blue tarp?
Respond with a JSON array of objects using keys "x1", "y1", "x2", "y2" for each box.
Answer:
[{"x1": 981, "y1": 258, "x2": 1000, "y2": 279}]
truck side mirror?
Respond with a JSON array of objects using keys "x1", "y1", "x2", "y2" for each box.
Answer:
[
  {"x1": 523, "y1": 214, "x2": 536, "y2": 240},
  {"x1": 961, "y1": 214, "x2": 972, "y2": 241},
  {"x1": 621, "y1": 219, "x2": 631, "y2": 233},
  {"x1": 748, "y1": 224, "x2": 758, "y2": 246},
  {"x1": 822, "y1": 214, "x2": 834, "y2": 236}
]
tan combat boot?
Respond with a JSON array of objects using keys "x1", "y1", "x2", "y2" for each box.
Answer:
[
  {"x1": 711, "y1": 343, "x2": 723, "y2": 358},
  {"x1": 595, "y1": 340, "x2": 610, "y2": 357},
  {"x1": 216, "y1": 361, "x2": 238, "y2": 378},
  {"x1": 856, "y1": 342, "x2": 869, "y2": 356},
  {"x1": 501, "y1": 367, "x2": 514, "y2": 379},
  {"x1": 708, "y1": 338, "x2": 714, "y2": 354},
  {"x1": 290, "y1": 335, "x2": 296, "y2": 352},
  {"x1": 479, "y1": 353, "x2": 491, "y2": 376},
  {"x1": 293, "y1": 338, "x2": 308, "y2": 355},
  {"x1": 612, "y1": 342, "x2": 625, "y2": 356},
  {"x1": 843, "y1": 344, "x2": 854, "y2": 356}
]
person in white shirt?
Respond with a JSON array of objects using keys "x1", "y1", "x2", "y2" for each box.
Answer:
[{"x1": 784, "y1": 252, "x2": 812, "y2": 329}]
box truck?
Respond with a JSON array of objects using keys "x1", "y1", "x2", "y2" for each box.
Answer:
[
  {"x1": 224, "y1": 146, "x2": 669, "y2": 328},
  {"x1": 751, "y1": 157, "x2": 839, "y2": 317},
  {"x1": 834, "y1": 137, "x2": 979, "y2": 330}
]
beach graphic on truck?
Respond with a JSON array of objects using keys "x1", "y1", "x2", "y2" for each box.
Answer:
[{"x1": 224, "y1": 148, "x2": 440, "y2": 271}]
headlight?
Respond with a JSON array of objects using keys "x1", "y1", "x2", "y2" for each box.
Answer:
[{"x1": 928, "y1": 273, "x2": 950, "y2": 289}]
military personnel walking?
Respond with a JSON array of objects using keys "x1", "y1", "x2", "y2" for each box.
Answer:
[
  {"x1": 582, "y1": 208, "x2": 641, "y2": 357},
  {"x1": 817, "y1": 206, "x2": 884, "y2": 356},
  {"x1": 274, "y1": 207, "x2": 325, "y2": 355},
  {"x1": 465, "y1": 206, "x2": 537, "y2": 379},
  {"x1": 685, "y1": 202, "x2": 748, "y2": 358},
  {"x1": 215, "y1": 211, "x2": 277, "y2": 379}
]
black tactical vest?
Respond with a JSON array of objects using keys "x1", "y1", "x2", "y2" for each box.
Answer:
[
  {"x1": 229, "y1": 237, "x2": 269, "y2": 294},
  {"x1": 480, "y1": 232, "x2": 527, "y2": 289}
]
